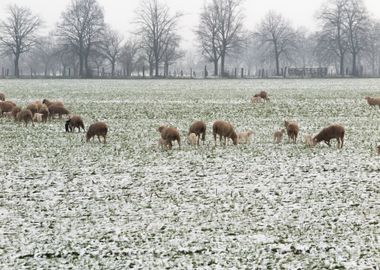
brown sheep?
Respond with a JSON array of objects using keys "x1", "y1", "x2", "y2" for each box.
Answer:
[
  {"x1": 254, "y1": 91, "x2": 269, "y2": 101},
  {"x1": 11, "y1": 106, "x2": 21, "y2": 121},
  {"x1": 284, "y1": 120, "x2": 299, "y2": 143},
  {"x1": 26, "y1": 102, "x2": 40, "y2": 116},
  {"x1": 364, "y1": 96, "x2": 380, "y2": 108},
  {"x1": 0, "y1": 92, "x2": 5, "y2": 101},
  {"x1": 158, "y1": 126, "x2": 181, "y2": 150},
  {"x1": 48, "y1": 105, "x2": 70, "y2": 119},
  {"x1": 86, "y1": 122, "x2": 108, "y2": 143},
  {"x1": 42, "y1": 99, "x2": 64, "y2": 108},
  {"x1": 313, "y1": 124, "x2": 345, "y2": 149},
  {"x1": 188, "y1": 120, "x2": 206, "y2": 145},
  {"x1": 0, "y1": 101, "x2": 15, "y2": 116},
  {"x1": 17, "y1": 109, "x2": 34, "y2": 127},
  {"x1": 66, "y1": 115, "x2": 85, "y2": 132},
  {"x1": 38, "y1": 106, "x2": 49, "y2": 122},
  {"x1": 212, "y1": 120, "x2": 238, "y2": 146}
]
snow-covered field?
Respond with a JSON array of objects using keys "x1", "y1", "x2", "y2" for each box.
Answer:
[{"x1": 0, "y1": 79, "x2": 379, "y2": 269}]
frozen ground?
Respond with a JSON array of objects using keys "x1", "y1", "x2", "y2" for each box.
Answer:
[{"x1": 0, "y1": 79, "x2": 379, "y2": 269}]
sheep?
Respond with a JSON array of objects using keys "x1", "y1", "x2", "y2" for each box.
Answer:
[
  {"x1": 364, "y1": 96, "x2": 380, "y2": 108},
  {"x1": 42, "y1": 99, "x2": 64, "y2": 108},
  {"x1": 48, "y1": 105, "x2": 70, "y2": 119},
  {"x1": 0, "y1": 101, "x2": 15, "y2": 116},
  {"x1": 284, "y1": 120, "x2": 299, "y2": 143},
  {"x1": 0, "y1": 92, "x2": 5, "y2": 101},
  {"x1": 33, "y1": 113, "x2": 44, "y2": 122},
  {"x1": 188, "y1": 133, "x2": 198, "y2": 146},
  {"x1": 237, "y1": 131, "x2": 254, "y2": 144},
  {"x1": 273, "y1": 129, "x2": 286, "y2": 143},
  {"x1": 66, "y1": 115, "x2": 85, "y2": 132},
  {"x1": 38, "y1": 106, "x2": 49, "y2": 122},
  {"x1": 11, "y1": 106, "x2": 21, "y2": 121},
  {"x1": 86, "y1": 122, "x2": 108, "y2": 143},
  {"x1": 303, "y1": 134, "x2": 314, "y2": 147},
  {"x1": 313, "y1": 124, "x2": 345, "y2": 149},
  {"x1": 212, "y1": 120, "x2": 238, "y2": 146},
  {"x1": 17, "y1": 109, "x2": 34, "y2": 127},
  {"x1": 254, "y1": 91, "x2": 269, "y2": 101},
  {"x1": 158, "y1": 138, "x2": 170, "y2": 150},
  {"x1": 26, "y1": 103, "x2": 39, "y2": 116},
  {"x1": 158, "y1": 126, "x2": 181, "y2": 150},
  {"x1": 188, "y1": 120, "x2": 206, "y2": 145},
  {"x1": 250, "y1": 96, "x2": 263, "y2": 105}
]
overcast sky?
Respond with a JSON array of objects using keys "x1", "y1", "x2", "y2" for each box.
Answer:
[{"x1": 1, "y1": 0, "x2": 380, "y2": 48}]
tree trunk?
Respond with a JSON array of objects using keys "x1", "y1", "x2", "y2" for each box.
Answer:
[
  {"x1": 339, "y1": 54, "x2": 344, "y2": 77},
  {"x1": 155, "y1": 58, "x2": 159, "y2": 77},
  {"x1": 14, "y1": 53, "x2": 20, "y2": 78},
  {"x1": 275, "y1": 52, "x2": 280, "y2": 76},
  {"x1": 149, "y1": 62, "x2": 154, "y2": 77},
  {"x1": 213, "y1": 60, "x2": 218, "y2": 76},
  {"x1": 220, "y1": 54, "x2": 225, "y2": 77},
  {"x1": 352, "y1": 52, "x2": 357, "y2": 77},
  {"x1": 111, "y1": 61, "x2": 115, "y2": 77}
]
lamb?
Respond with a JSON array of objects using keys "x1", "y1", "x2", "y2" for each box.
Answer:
[
  {"x1": 313, "y1": 124, "x2": 345, "y2": 149},
  {"x1": 188, "y1": 120, "x2": 206, "y2": 145},
  {"x1": 42, "y1": 99, "x2": 64, "y2": 108},
  {"x1": 250, "y1": 96, "x2": 263, "y2": 105},
  {"x1": 237, "y1": 131, "x2": 254, "y2": 144},
  {"x1": 86, "y1": 122, "x2": 108, "y2": 143},
  {"x1": 158, "y1": 138, "x2": 171, "y2": 150},
  {"x1": 273, "y1": 129, "x2": 286, "y2": 143},
  {"x1": 303, "y1": 134, "x2": 314, "y2": 147},
  {"x1": 212, "y1": 120, "x2": 238, "y2": 146},
  {"x1": 66, "y1": 115, "x2": 85, "y2": 132},
  {"x1": 17, "y1": 109, "x2": 34, "y2": 127},
  {"x1": 0, "y1": 92, "x2": 5, "y2": 101},
  {"x1": 48, "y1": 105, "x2": 70, "y2": 119},
  {"x1": 158, "y1": 126, "x2": 181, "y2": 150},
  {"x1": 33, "y1": 113, "x2": 44, "y2": 122},
  {"x1": 284, "y1": 120, "x2": 299, "y2": 143},
  {"x1": 364, "y1": 96, "x2": 380, "y2": 108},
  {"x1": 254, "y1": 91, "x2": 269, "y2": 101},
  {"x1": 0, "y1": 101, "x2": 15, "y2": 116},
  {"x1": 187, "y1": 133, "x2": 198, "y2": 146}
]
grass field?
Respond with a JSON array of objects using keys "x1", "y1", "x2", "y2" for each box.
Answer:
[{"x1": 0, "y1": 79, "x2": 379, "y2": 269}]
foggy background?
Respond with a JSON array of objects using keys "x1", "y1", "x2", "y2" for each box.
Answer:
[{"x1": 0, "y1": 0, "x2": 379, "y2": 78}]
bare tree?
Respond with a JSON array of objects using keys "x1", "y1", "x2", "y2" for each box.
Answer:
[
  {"x1": 135, "y1": 0, "x2": 182, "y2": 77},
  {"x1": 364, "y1": 20, "x2": 380, "y2": 75},
  {"x1": 57, "y1": 0, "x2": 105, "y2": 77},
  {"x1": 119, "y1": 39, "x2": 140, "y2": 77},
  {"x1": 0, "y1": 5, "x2": 41, "y2": 77},
  {"x1": 255, "y1": 11, "x2": 297, "y2": 76},
  {"x1": 343, "y1": 0, "x2": 369, "y2": 76},
  {"x1": 100, "y1": 26, "x2": 122, "y2": 77}
]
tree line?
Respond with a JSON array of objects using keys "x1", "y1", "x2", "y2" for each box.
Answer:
[{"x1": 0, "y1": 0, "x2": 379, "y2": 78}]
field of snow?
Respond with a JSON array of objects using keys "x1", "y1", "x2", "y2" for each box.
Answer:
[{"x1": 0, "y1": 79, "x2": 379, "y2": 269}]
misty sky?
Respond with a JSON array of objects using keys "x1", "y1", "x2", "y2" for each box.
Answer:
[{"x1": 1, "y1": 0, "x2": 380, "y2": 48}]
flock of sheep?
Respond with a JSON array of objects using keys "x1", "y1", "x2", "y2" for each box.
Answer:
[
  {"x1": 1, "y1": 90, "x2": 380, "y2": 154},
  {"x1": 0, "y1": 92, "x2": 108, "y2": 143},
  {"x1": 158, "y1": 90, "x2": 380, "y2": 154}
]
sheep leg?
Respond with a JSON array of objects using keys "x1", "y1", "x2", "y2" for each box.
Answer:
[
  {"x1": 340, "y1": 137, "x2": 344, "y2": 148},
  {"x1": 97, "y1": 135, "x2": 101, "y2": 143},
  {"x1": 324, "y1": 140, "x2": 331, "y2": 147},
  {"x1": 197, "y1": 135, "x2": 200, "y2": 146},
  {"x1": 177, "y1": 139, "x2": 181, "y2": 150},
  {"x1": 103, "y1": 135, "x2": 107, "y2": 144},
  {"x1": 224, "y1": 136, "x2": 227, "y2": 146},
  {"x1": 213, "y1": 133, "x2": 217, "y2": 146}
]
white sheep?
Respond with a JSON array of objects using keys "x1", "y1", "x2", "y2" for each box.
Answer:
[
  {"x1": 33, "y1": 113, "x2": 44, "y2": 122},
  {"x1": 303, "y1": 134, "x2": 315, "y2": 147},
  {"x1": 187, "y1": 133, "x2": 198, "y2": 146},
  {"x1": 251, "y1": 96, "x2": 263, "y2": 105},
  {"x1": 238, "y1": 131, "x2": 254, "y2": 144}
]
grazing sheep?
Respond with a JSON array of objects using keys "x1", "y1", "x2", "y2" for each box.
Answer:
[
  {"x1": 38, "y1": 106, "x2": 49, "y2": 122},
  {"x1": 86, "y1": 122, "x2": 108, "y2": 143},
  {"x1": 188, "y1": 133, "x2": 198, "y2": 146},
  {"x1": 212, "y1": 120, "x2": 238, "y2": 146},
  {"x1": 188, "y1": 120, "x2": 206, "y2": 145},
  {"x1": 284, "y1": 120, "x2": 299, "y2": 143},
  {"x1": 42, "y1": 99, "x2": 64, "y2": 108},
  {"x1": 237, "y1": 131, "x2": 254, "y2": 144},
  {"x1": 158, "y1": 138, "x2": 170, "y2": 150},
  {"x1": 364, "y1": 96, "x2": 380, "y2": 108},
  {"x1": 273, "y1": 129, "x2": 286, "y2": 143},
  {"x1": 17, "y1": 109, "x2": 34, "y2": 127},
  {"x1": 33, "y1": 113, "x2": 44, "y2": 122},
  {"x1": 11, "y1": 106, "x2": 21, "y2": 121},
  {"x1": 158, "y1": 126, "x2": 181, "y2": 150},
  {"x1": 313, "y1": 124, "x2": 345, "y2": 149},
  {"x1": 254, "y1": 91, "x2": 269, "y2": 101},
  {"x1": 48, "y1": 105, "x2": 70, "y2": 119},
  {"x1": 66, "y1": 115, "x2": 85, "y2": 132},
  {"x1": 26, "y1": 103, "x2": 38, "y2": 116},
  {"x1": 0, "y1": 101, "x2": 15, "y2": 116},
  {"x1": 303, "y1": 134, "x2": 314, "y2": 147},
  {"x1": 250, "y1": 96, "x2": 263, "y2": 105},
  {"x1": 0, "y1": 92, "x2": 5, "y2": 101}
]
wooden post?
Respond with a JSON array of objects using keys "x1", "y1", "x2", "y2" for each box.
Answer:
[{"x1": 241, "y1": 68, "x2": 244, "y2": 78}]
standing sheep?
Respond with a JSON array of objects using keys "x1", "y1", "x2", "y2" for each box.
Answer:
[
  {"x1": 17, "y1": 109, "x2": 34, "y2": 127},
  {"x1": 0, "y1": 101, "x2": 15, "y2": 116},
  {"x1": 158, "y1": 126, "x2": 181, "y2": 150},
  {"x1": 313, "y1": 124, "x2": 345, "y2": 149},
  {"x1": 303, "y1": 134, "x2": 314, "y2": 147},
  {"x1": 42, "y1": 99, "x2": 64, "y2": 108},
  {"x1": 188, "y1": 120, "x2": 206, "y2": 145},
  {"x1": 254, "y1": 91, "x2": 269, "y2": 101},
  {"x1": 11, "y1": 106, "x2": 21, "y2": 121},
  {"x1": 0, "y1": 92, "x2": 5, "y2": 101},
  {"x1": 187, "y1": 133, "x2": 198, "y2": 146},
  {"x1": 66, "y1": 115, "x2": 85, "y2": 132},
  {"x1": 284, "y1": 120, "x2": 299, "y2": 143},
  {"x1": 273, "y1": 129, "x2": 285, "y2": 143},
  {"x1": 212, "y1": 120, "x2": 238, "y2": 146},
  {"x1": 237, "y1": 131, "x2": 254, "y2": 144},
  {"x1": 364, "y1": 96, "x2": 380, "y2": 108},
  {"x1": 86, "y1": 122, "x2": 108, "y2": 143},
  {"x1": 48, "y1": 105, "x2": 70, "y2": 119}
]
